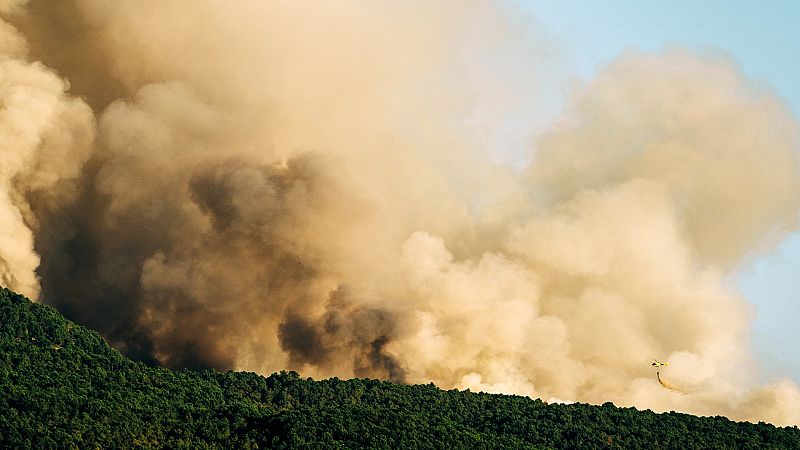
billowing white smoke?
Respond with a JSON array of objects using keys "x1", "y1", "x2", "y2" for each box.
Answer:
[
  {"x1": 0, "y1": 3, "x2": 93, "y2": 299},
  {"x1": 2, "y1": 1, "x2": 799, "y2": 425}
]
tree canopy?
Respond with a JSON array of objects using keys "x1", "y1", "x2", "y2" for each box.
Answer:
[{"x1": 1, "y1": 287, "x2": 798, "y2": 449}]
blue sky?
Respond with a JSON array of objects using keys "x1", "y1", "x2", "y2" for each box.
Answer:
[{"x1": 513, "y1": 0, "x2": 800, "y2": 382}]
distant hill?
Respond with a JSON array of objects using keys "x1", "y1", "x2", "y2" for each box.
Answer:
[{"x1": 1, "y1": 287, "x2": 799, "y2": 449}]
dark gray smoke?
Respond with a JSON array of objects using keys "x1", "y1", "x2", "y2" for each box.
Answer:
[{"x1": 280, "y1": 286, "x2": 406, "y2": 382}]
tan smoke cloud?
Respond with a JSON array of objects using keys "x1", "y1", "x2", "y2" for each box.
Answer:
[{"x1": 2, "y1": 1, "x2": 800, "y2": 426}]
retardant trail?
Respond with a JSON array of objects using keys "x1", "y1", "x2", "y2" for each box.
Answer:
[{"x1": 657, "y1": 372, "x2": 684, "y2": 394}]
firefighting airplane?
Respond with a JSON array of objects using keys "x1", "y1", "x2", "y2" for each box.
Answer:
[{"x1": 651, "y1": 359, "x2": 669, "y2": 367}]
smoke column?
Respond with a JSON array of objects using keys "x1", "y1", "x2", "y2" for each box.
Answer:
[{"x1": 1, "y1": 0, "x2": 799, "y2": 425}]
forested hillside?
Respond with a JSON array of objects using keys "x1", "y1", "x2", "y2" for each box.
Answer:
[{"x1": 1, "y1": 287, "x2": 799, "y2": 449}]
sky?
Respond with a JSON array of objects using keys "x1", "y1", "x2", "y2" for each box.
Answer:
[{"x1": 515, "y1": 0, "x2": 800, "y2": 382}]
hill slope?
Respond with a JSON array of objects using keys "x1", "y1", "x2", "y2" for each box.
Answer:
[{"x1": 1, "y1": 287, "x2": 799, "y2": 449}]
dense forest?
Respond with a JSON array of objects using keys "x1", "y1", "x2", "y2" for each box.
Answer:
[{"x1": 1, "y1": 287, "x2": 799, "y2": 449}]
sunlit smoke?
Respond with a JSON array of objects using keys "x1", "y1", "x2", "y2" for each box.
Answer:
[{"x1": 2, "y1": 0, "x2": 799, "y2": 426}]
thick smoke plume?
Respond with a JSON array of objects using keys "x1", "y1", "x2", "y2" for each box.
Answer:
[{"x1": 2, "y1": 0, "x2": 800, "y2": 425}]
